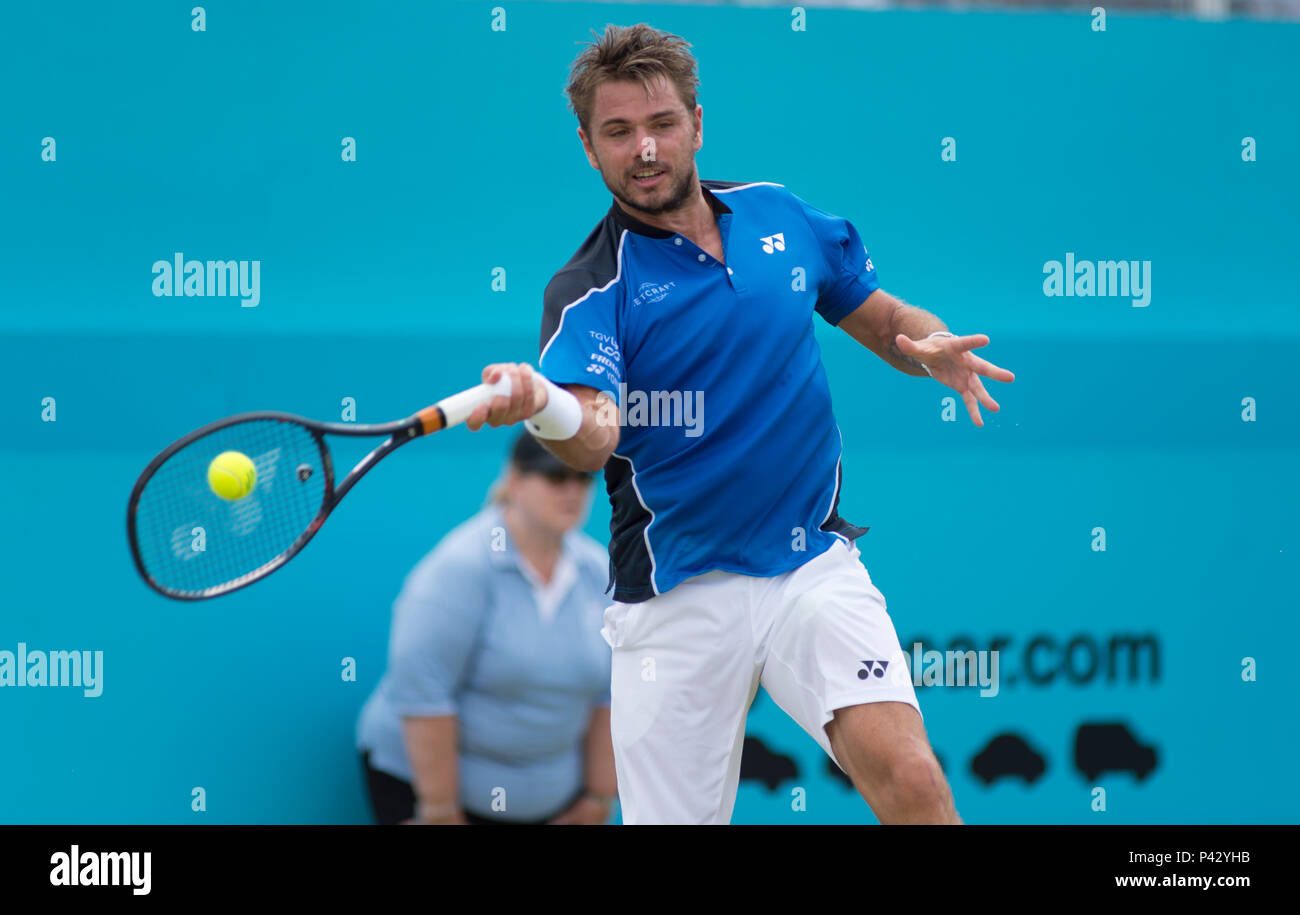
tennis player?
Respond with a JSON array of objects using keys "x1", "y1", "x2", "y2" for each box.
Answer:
[{"x1": 466, "y1": 23, "x2": 1015, "y2": 825}]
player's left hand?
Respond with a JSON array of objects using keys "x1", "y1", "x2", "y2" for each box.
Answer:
[
  {"x1": 547, "y1": 795, "x2": 611, "y2": 825},
  {"x1": 894, "y1": 333, "x2": 1015, "y2": 427}
]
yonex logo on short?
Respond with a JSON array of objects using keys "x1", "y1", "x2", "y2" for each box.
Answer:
[
  {"x1": 760, "y1": 233, "x2": 785, "y2": 254},
  {"x1": 858, "y1": 659, "x2": 889, "y2": 679}
]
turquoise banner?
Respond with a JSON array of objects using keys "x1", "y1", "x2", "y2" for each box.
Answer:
[{"x1": 1, "y1": 1, "x2": 1295, "y2": 823}]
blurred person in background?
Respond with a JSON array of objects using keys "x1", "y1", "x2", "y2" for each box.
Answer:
[{"x1": 356, "y1": 430, "x2": 616, "y2": 824}]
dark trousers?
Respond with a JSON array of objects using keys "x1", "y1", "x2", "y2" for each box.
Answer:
[{"x1": 360, "y1": 751, "x2": 580, "y2": 825}]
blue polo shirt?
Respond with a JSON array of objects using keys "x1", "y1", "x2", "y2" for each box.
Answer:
[
  {"x1": 356, "y1": 505, "x2": 612, "y2": 821},
  {"x1": 538, "y1": 180, "x2": 874, "y2": 603}
]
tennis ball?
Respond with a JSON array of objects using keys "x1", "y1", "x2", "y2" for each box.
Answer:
[{"x1": 208, "y1": 450, "x2": 257, "y2": 501}]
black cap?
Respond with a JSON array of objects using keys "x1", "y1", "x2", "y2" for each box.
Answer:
[{"x1": 510, "y1": 429, "x2": 587, "y2": 476}]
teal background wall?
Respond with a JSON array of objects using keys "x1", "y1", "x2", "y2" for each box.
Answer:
[{"x1": 1, "y1": 1, "x2": 1296, "y2": 823}]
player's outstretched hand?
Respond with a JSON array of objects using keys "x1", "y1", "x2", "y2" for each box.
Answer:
[
  {"x1": 895, "y1": 333, "x2": 1015, "y2": 427},
  {"x1": 465, "y1": 362, "x2": 549, "y2": 431}
]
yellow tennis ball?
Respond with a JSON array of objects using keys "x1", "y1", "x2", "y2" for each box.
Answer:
[{"x1": 208, "y1": 451, "x2": 257, "y2": 501}]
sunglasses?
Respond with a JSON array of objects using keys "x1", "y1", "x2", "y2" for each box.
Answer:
[{"x1": 539, "y1": 468, "x2": 594, "y2": 486}]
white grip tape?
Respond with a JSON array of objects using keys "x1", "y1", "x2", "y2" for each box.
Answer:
[
  {"x1": 525, "y1": 375, "x2": 583, "y2": 440},
  {"x1": 437, "y1": 375, "x2": 513, "y2": 428}
]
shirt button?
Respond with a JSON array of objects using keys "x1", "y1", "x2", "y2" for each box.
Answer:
[
  {"x1": 673, "y1": 237, "x2": 682, "y2": 245},
  {"x1": 727, "y1": 267, "x2": 734, "y2": 275},
  {"x1": 697, "y1": 253, "x2": 706, "y2": 262}
]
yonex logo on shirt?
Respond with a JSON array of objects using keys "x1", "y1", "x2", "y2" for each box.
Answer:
[
  {"x1": 760, "y1": 233, "x2": 785, "y2": 254},
  {"x1": 858, "y1": 659, "x2": 889, "y2": 679},
  {"x1": 589, "y1": 351, "x2": 620, "y2": 375}
]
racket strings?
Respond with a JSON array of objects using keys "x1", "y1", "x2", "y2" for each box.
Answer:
[{"x1": 132, "y1": 419, "x2": 328, "y2": 597}]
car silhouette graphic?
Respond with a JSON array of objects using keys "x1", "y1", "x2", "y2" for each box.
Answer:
[
  {"x1": 738, "y1": 735, "x2": 799, "y2": 791},
  {"x1": 970, "y1": 733, "x2": 1047, "y2": 785},
  {"x1": 1074, "y1": 722, "x2": 1158, "y2": 782}
]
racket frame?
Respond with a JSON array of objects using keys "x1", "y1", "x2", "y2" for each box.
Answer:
[{"x1": 127, "y1": 404, "x2": 454, "y2": 601}]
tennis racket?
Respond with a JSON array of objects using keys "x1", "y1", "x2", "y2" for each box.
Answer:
[{"x1": 128, "y1": 375, "x2": 519, "y2": 601}]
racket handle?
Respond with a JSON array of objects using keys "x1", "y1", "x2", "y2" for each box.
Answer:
[{"x1": 420, "y1": 375, "x2": 514, "y2": 432}]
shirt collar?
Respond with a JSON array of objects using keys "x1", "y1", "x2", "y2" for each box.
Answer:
[{"x1": 608, "y1": 182, "x2": 732, "y2": 239}]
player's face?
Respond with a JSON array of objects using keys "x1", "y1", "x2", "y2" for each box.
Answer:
[
  {"x1": 508, "y1": 468, "x2": 592, "y2": 536},
  {"x1": 579, "y1": 75, "x2": 702, "y2": 217}
]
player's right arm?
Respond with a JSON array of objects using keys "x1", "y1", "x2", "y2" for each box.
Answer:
[
  {"x1": 536, "y1": 381, "x2": 619, "y2": 472},
  {"x1": 465, "y1": 267, "x2": 624, "y2": 469},
  {"x1": 464, "y1": 363, "x2": 618, "y2": 472}
]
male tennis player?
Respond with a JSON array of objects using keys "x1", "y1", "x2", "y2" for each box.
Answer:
[{"x1": 465, "y1": 23, "x2": 1014, "y2": 825}]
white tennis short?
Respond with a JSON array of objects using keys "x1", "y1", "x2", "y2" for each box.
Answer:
[{"x1": 600, "y1": 538, "x2": 921, "y2": 825}]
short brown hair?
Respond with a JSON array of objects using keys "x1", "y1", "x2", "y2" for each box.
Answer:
[{"x1": 565, "y1": 24, "x2": 700, "y2": 136}]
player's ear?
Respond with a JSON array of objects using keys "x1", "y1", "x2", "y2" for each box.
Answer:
[
  {"x1": 694, "y1": 106, "x2": 703, "y2": 151},
  {"x1": 578, "y1": 126, "x2": 600, "y2": 169}
]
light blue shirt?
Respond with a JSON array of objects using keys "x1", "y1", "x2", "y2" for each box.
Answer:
[{"x1": 356, "y1": 504, "x2": 612, "y2": 820}]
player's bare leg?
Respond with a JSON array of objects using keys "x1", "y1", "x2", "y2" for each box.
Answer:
[{"x1": 824, "y1": 701, "x2": 962, "y2": 824}]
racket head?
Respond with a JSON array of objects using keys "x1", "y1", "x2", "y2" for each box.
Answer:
[{"x1": 127, "y1": 413, "x2": 335, "y2": 600}]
